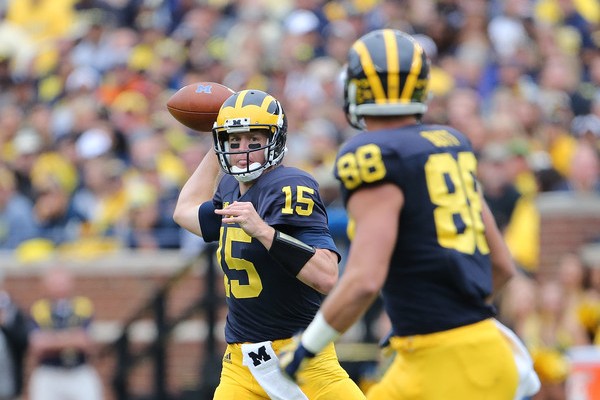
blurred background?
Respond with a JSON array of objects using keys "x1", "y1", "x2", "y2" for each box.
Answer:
[{"x1": 0, "y1": 0, "x2": 599, "y2": 399}]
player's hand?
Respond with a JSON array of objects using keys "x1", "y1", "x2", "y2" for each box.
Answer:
[
  {"x1": 279, "y1": 336, "x2": 316, "y2": 383},
  {"x1": 215, "y1": 201, "x2": 270, "y2": 238},
  {"x1": 379, "y1": 329, "x2": 394, "y2": 358}
]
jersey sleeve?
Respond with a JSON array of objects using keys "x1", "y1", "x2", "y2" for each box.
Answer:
[
  {"x1": 283, "y1": 225, "x2": 341, "y2": 262},
  {"x1": 258, "y1": 172, "x2": 331, "y2": 231},
  {"x1": 257, "y1": 170, "x2": 339, "y2": 257},
  {"x1": 198, "y1": 201, "x2": 221, "y2": 242},
  {"x1": 73, "y1": 296, "x2": 94, "y2": 329},
  {"x1": 30, "y1": 299, "x2": 51, "y2": 329},
  {"x1": 198, "y1": 179, "x2": 226, "y2": 243},
  {"x1": 334, "y1": 138, "x2": 404, "y2": 205}
]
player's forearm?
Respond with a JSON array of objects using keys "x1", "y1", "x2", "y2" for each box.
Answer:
[
  {"x1": 320, "y1": 212, "x2": 392, "y2": 331},
  {"x1": 260, "y1": 228, "x2": 337, "y2": 293},
  {"x1": 63, "y1": 328, "x2": 95, "y2": 353},
  {"x1": 173, "y1": 152, "x2": 221, "y2": 234},
  {"x1": 30, "y1": 328, "x2": 89, "y2": 354},
  {"x1": 323, "y1": 266, "x2": 381, "y2": 331},
  {"x1": 301, "y1": 234, "x2": 389, "y2": 353},
  {"x1": 490, "y1": 250, "x2": 516, "y2": 295},
  {"x1": 296, "y1": 249, "x2": 338, "y2": 294},
  {"x1": 300, "y1": 275, "x2": 379, "y2": 355}
]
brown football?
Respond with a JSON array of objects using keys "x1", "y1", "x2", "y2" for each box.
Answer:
[{"x1": 166, "y1": 82, "x2": 235, "y2": 132}]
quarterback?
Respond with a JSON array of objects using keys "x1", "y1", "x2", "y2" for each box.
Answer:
[{"x1": 173, "y1": 89, "x2": 364, "y2": 399}]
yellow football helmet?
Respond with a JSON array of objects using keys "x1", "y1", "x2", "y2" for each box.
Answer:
[
  {"x1": 212, "y1": 89, "x2": 287, "y2": 182},
  {"x1": 344, "y1": 29, "x2": 431, "y2": 129}
]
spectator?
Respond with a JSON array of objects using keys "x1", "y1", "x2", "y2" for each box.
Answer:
[
  {"x1": 554, "y1": 141, "x2": 600, "y2": 194},
  {"x1": 323, "y1": 20, "x2": 358, "y2": 66},
  {"x1": 478, "y1": 142, "x2": 523, "y2": 231},
  {"x1": 571, "y1": 113, "x2": 600, "y2": 149},
  {"x1": 28, "y1": 265, "x2": 102, "y2": 400},
  {"x1": 5, "y1": 0, "x2": 77, "y2": 45},
  {"x1": 69, "y1": 11, "x2": 118, "y2": 73},
  {"x1": 122, "y1": 180, "x2": 181, "y2": 250},
  {"x1": 556, "y1": 253, "x2": 592, "y2": 346},
  {"x1": 498, "y1": 275, "x2": 571, "y2": 400},
  {"x1": 536, "y1": 113, "x2": 578, "y2": 180},
  {"x1": 0, "y1": 165, "x2": 39, "y2": 249},
  {"x1": 578, "y1": 256, "x2": 600, "y2": 344},
  {"x1": 0, "y1": 271, "x2": 29, "y2": 400},
  {"x1": 9, "y1": 127, "x2": 44, "y2": 202},
  {"x1": 71, "y1": 156, "x2": 127, "y2": 239},
  {"x1": 32, "y1": 177, "x2": 85, "y2": 246},
  {"x1": 528, "y1": 280, "x2": 575, "y2": 400}
]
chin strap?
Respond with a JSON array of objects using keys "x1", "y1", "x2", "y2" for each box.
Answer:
[{"x1": 231, "y1": 163, "x2": 264, "y2": 182}]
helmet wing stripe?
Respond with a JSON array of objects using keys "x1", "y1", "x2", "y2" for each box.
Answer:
[
  {"x1": 384, "y1": 29, "x2": 400, "y2": 101},
  {"x1": 235, "y1": 90, "x2": 248, "y2": 109},
  {"x1": 400, "y1": 40, "x2": 423, "y2": 102},
  {"x1": 353, "y1": 41, "x2": 387, "y2": 104},
  {"x1": 260, "y1": 94, "x2": 275, "y2": 111}
]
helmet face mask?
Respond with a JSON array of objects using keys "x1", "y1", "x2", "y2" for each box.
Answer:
[
  {"x1": 212, "y1": 90, "x2": 287, "y2": 182},
  {"x1": 343, "y1": 29, "x2": 431, "y2": 130}
]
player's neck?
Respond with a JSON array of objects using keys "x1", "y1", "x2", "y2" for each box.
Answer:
[
  {"x1": 239, "y1": 181, "x2": 253, "y2": 195},
  {"x1": 237, "y1": 165, "x2": 278, "y2": 194},
  {"x1": 364, "y1": 115, "x2": 419, "y2": 131}
]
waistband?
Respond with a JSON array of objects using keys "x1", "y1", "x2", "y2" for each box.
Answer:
[
  {"x1": 228, "y1": 337, "x2": 295, "y2": 353},
  {"x1": 390, "y1": 318, "x2": 496, "y2": 352},
  {"x1": 38, "y1": 362, "x2": 88, "y2": 370}
]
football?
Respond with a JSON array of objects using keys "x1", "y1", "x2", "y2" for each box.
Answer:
[{"x1": 166, "y1": 82, "x2": 235, "y2": 132}]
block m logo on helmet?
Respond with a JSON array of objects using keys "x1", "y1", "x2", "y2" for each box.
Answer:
[
  {"x1": 248, "y1": 345, "x2": 272, "y2": 366},
  {"x1": 223, "y1": 118, "x2": 250, "y2": 128}
]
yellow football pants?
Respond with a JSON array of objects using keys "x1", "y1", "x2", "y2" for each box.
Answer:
[
  {"x1": 367, "y1": 319, "x2": 519, "y2": 400},
  {"x1": 213, "y1": 337, "x2": 365, "y2": 399}
]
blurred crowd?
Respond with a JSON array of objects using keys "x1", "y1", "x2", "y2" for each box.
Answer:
[{"x1": 0, "y1": 0, "x2": 599, "y2": 398}]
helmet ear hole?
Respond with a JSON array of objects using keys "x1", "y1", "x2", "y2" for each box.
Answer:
[{"x1": 345, "y1": 81, "x2": 366, "y2": 130}]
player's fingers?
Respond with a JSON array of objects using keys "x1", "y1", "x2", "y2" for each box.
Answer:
[{"x1": 215, "y1": 208, "x2": 238, "y2": 216}]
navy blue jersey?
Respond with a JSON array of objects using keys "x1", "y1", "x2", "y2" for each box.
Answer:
[
  {"x1": 200, "y1": 165, "x2": 339, "y2": 343},
  {"x1": 29, "y1": 296, "x2": 94, "y2": 367},
  {"x1": 334, "y1": 124, "x2": 495, "y2": 336}
]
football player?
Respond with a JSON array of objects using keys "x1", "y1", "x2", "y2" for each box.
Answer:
[
  {"x1": 280, "y1": 29, "x2": 540, "y2": 399},
  {"x1": 173, "y1": 89, "x2": 364, "y2": 399}
]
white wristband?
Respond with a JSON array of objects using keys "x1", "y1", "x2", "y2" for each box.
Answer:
[{"x1": 301, "y1": 311, "x2": 341, "y2": 355}]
